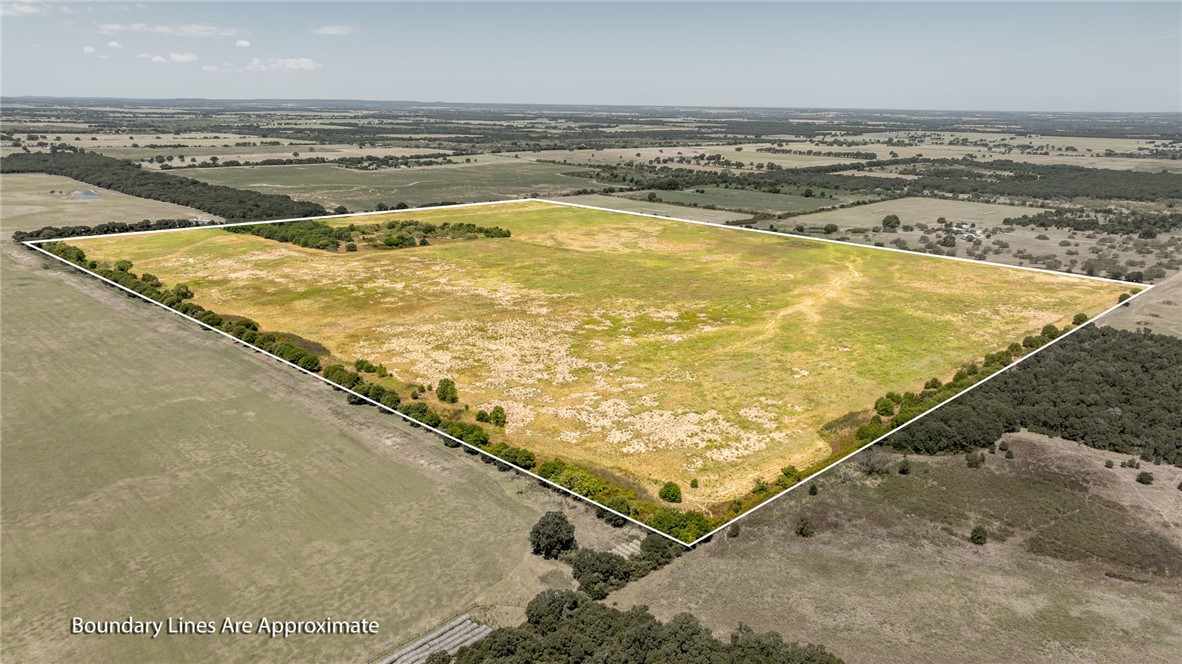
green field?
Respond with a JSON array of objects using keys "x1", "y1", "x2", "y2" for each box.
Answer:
[
  {"x1": 177, "y1": 159, "x2": 603, "y2": 210},
  {"x1": 70, "y1": 201, "x2": 1128, "y2": 512}
]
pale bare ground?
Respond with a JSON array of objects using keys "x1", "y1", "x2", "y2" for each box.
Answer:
[
  {"x1": 1100, "y1": 270, "x2": 1182, "y2": 337},
  {"x1": 611, "y1": 437, "x2": 1182, "y2": 664}
]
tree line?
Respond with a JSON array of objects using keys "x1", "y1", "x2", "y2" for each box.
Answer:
[
  {"x1": 225, "y1": 217, "x2": 512, "y2": 252},
  {"x1": 445, "y1": 587, "x2": 843, "y2": 664},
  {"x1": 884, "y1": 325, "x2": 1182, "y2": 466},
  {"x1": 1, "y1": 150, "x2": 326, "y2": 220}
]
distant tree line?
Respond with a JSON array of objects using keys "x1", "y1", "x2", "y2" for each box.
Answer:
[
  {"x1": 1002, "y1": 208, "x2": 1182, "y2": 236},
  {"x1": 225, "y1": 217, "x2": 511, "y2": 252},
  {"x1": 11, "y1": 218, "x2": 216, "y2": 243},
  {"x1": 0, "y1": 150, "x2": 326, "y2": 220},
  {"x1": 446, "y1": 588, "x2": 843, "y2": 664},
  {"x1": 885, "y1": 326, "x2": 1182, "y2": 466}
]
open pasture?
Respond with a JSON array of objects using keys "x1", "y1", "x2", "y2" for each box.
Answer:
[
  {"x1": 514, "y1": 143, "x2": 860, "y2": 171},
  {"x1": 178, "y1": 160, "x2": 603, "y2": 210},
  {"x1": 0, "y1": 173, "x2": 220, "y2": 225},
  {"x1": 623, "y1": 185, "x2": 875, "y2": 215},
  {"x1": 783, "y1": 197, "x2": 1047, "y2": 230},
  {"x1": 69, "y1": 201, "x2": 1128, "y2": 512}
]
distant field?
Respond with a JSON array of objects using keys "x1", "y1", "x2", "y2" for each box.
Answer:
[
  {"x1": 0, "y1": 173, "x2": 221, "y2": 226},
  {"x1": 622, "y1": 186, "x2": 876, "y2": 215},
  {"x1": 784, "y1": 197, "x2": 1047, "y2": 230},
  {"x1": 178, "y1": 160, "x2": 603, "y2": 209},
  {"x1": 71, "y1": 201, "x2": 1127, "y2": 512},
  {"x1": 553, "y1": 194, "x2": 752, "y2": 224},
  {"x1": 514, "y1": 143, "x2": 860, "y2": 171}
]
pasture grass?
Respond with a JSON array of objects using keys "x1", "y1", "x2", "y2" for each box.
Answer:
[{"x1": 70, "y1": 201, "x2": 1128, "y2": 508}]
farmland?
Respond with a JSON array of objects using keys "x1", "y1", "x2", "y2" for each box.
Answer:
[
  {"x1": 177, "y1": 159, "x2": 603, "y2": 210},
  {"x1": 69, "y1": 201, "x2": 1129, "y2": 514},
  {"x1": 0, "y1": 195, "x2": 632, "y2": 663},
  {"x1": 777, "y1": 197, "x2": 1048, "y2": 230}
]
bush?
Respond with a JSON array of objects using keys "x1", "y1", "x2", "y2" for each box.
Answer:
[
  {"x1": 1136, "y1": 471, "x2": 1155, "y2": 485},
  {"x1": 970, "y1": 526, "x2": 988, "y2": 545},
  {"x1": 658, "y1": 481, "x2": 682, "y2": 503},
  {"x1": 435, "y1": 378, "x2": 458, "y2": 403},
  {"x1": 795, "y1": 516, "x2": 815, "y2": 538},
  {"x1": 898, "y1": 458, "x2": 911, "y2": 475},
  {"x1": 529, "y1": 512, "x2": 576, "y2": 559}
]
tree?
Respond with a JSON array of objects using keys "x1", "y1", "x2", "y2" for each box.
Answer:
[
  {"x1": 529, "y1": 512, "x2": 576, "y2": 559},
  {"x1": 881, "y1": 214, "x2": 901, "y2": 231},
  {"x1": 1041, "y1": 324, "x2": 1060, "y2": 339},
  {"x1": 823, "y1": 223, "x2": 839, "y2": 234},
  {"x1": 898, "y1": 458, "x2": 911, "y2": 475},
  {"x1": 1136, "y1": 471, "x2": 1154, "y2": 485},
  {"x1": 659, "y1": 481, "x2": 682, "y2": 503},
  {"x1": 970, "y1": 526, "x2": 988, "y2": 545},
  {"x1": 808, "y1": 483, "x2": 818, "y2": 496},
  {"x1": 1072, "y1": 313, "x2": 1088, "y2": 326},
  {"x1": 435, "y1": 378, "x2": 458, "y2": 403},
  {"x1": 490, "y1": 405, "x2": 507, "y2": 427},
  {"x1": 795, "y1": 516, "x2": 815, "y2": 538}
]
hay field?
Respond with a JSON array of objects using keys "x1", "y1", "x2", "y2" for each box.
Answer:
[
  {"x1": 178, "y1": 160, "x2": 601, "y2": 209},
  {"x1": 71, "y1": 201, "x2": 1128, "y2": 508}
]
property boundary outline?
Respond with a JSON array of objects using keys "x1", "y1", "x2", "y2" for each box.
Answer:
[{"x1": 22, "y1": 198, "x2": 1153, "y2": 546}]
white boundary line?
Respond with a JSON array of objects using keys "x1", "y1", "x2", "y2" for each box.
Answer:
[{"x1": 22, "y1": 198, "x2": 1153, "y2": 547}]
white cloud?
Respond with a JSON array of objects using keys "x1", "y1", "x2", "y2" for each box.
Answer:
[
  {"x1": 202, "y1": 64, "x2": 219, "y2": 72},
  {"x1": 82, "y1": 46, "x2": 96, "y2": 54},
  {"x1": 310, "y1": 25, "x2": 356, "y2": 36},
  {"x1": 107, "y1": 41, "x2": 123, "y2": 48},
  {"x1": 137, "y1": 52, "x2": 199, "y2": 64},
  {"x1": 244, "y1": 57, "x2": 321, "y2": 71},
  {"x1": 235, "y1": 39, "x2": 251, "y2": 48},
  {"x1": 99, "y1": 23, "x2": 242, "y2": 38},
  {"x1": 1, "y1": 3, "x2": 53, "y2": 17}
]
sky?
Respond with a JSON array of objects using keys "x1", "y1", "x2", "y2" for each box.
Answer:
[{"x1": 2, "y1": 1, "x2": 1180, "y2": 112}]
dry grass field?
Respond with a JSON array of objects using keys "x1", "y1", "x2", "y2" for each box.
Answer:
[
  {"x1": 69, "y1": 201, "x2": 1128, "y2": 511},
  {"x1": 514, "y1": 144, "x2": 860, "y2": 171},
  {"x1": 611, "y1": 436, "x2": 1182, "y2": 664},
  {"x1": 0, "y1": 173, "x2": 222, "y2": 225},
  {"x1": 780, "y1": 197, "x2": 1048, "y2": 230}
]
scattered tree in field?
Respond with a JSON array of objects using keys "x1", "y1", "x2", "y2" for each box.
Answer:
[
  {"x1": 898, "y1": 458, "x2": 911, "y2": 475},
  {"x1": 1105, "y1": 459, "x2": 1115, "y2": 468},
  {"x1": 1005, "y1": 449, "x2": 1015, "y2": 459},
  {"x1": 808, "y1": 483, "x2": 818, "y2": 496},
  {"x1": 970, "y1": 526, "x2": 988, "y2": 545},
  {"x1": 966, "y1": 451, "x2": 986, "y2": 468},
  {"x1": 529, "y1": 511, "x2": 576, "y2": 559},
  {"x1": 490, "y1": 405, "x2": 506, "y2": 427},
  {"x1": 795, "y1": 515, "x2": 815, "y2": 538},
  {"x1": 659, "y1": 481, "x2": 682, "y2": 503},
  {"x1": 881, "y1": 214, "x2": 901, "y2": 231},
  {"x1": 1136, "y1": 471, "x2": 1155, "y2": 485},
  {"x1": 1073, "y1": 312, "x2": 1089, "y2": 326},
  {"x1": 435, "y1": 378, "x2": 458, "y2": 403},
  {"x1": 823, "y1": 223, "x2": 839, "y2": 234}
]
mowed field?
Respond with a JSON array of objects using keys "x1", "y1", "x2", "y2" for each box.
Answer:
[
  {"x1": 783, "y1": 197, "x2": 1048, "y2": 230},
  {"x1": 0, "y1": 191, "x2": 633, "y2": 663},
  {"x1": 177, "y1": 159, "x2": 602, "y2": 210},
  {"x1": 71, "y1": 201, "x2": 1128, "y2": 508},
  {"x1": 1, "y1": 173, "x2": 223, "y2": 225}
]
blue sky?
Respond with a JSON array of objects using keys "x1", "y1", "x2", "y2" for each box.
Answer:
[{"x1": 2, "y1": 1, "x2": 1179, "y2": 112}]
